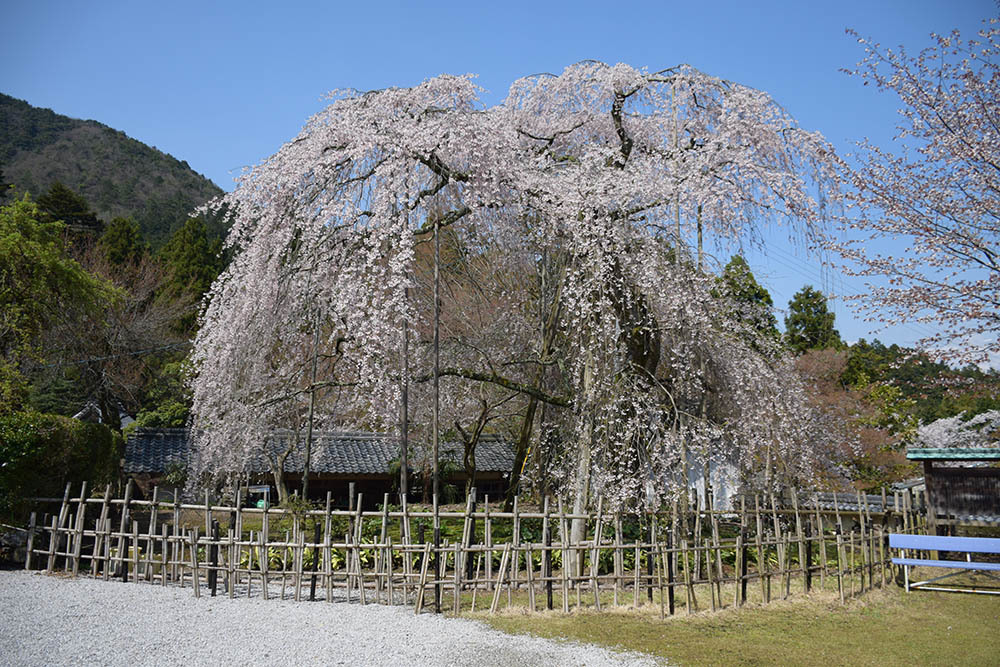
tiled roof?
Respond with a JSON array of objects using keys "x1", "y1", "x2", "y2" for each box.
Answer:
[
  {"x1": 124, "y1": 428, "x2": 189, "y2": 474},
  {"x1": 124, "y1": 428, "x2": 514, "y2": 475}
]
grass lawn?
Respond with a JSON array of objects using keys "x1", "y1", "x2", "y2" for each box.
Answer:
[{"x1": 476, "y1": 583, "x2": 1000, "y2": 666}]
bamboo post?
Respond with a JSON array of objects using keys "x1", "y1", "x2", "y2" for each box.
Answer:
[
  {"x1": 324, "y1": 492, "x2": 333, "y2": 603},
  {"x1": 613, "y1": 512, "x2": 623, "y2": 606},
  {"x1": 47, "y1": 482, "x2": 71, "y2": 572},
  {"x1": 558, "y1": 498, "x2": 569, "y2": 613},
  {"x1": 71, "y1": 481, "x2": 87, "y2": 577},
  {"x1": 791, "y1": 489, "x2": 807, "y2": 594},
  {"x1": 835, "y1": 529, "x2": 845, "y2": 604},
  {"x1": 705, "y1": 535, "x2": 716, "y2": 612},
  {"x1": 160, "y1": 523, "x2": 169, "y2": 587},
  {"x1": 189, "y1": 528, "x2": 201, "y2": 599},
  {"x1": 543, "y1": 496, "x2": 553, "y2": 611},
  {"x1": 813, "y1": 495, "x2": 826, "y2": 591},
  {"x1": 734, "y1": 528, "x2": 744, "y2": 608},
  {"x1": 511, "y1": 495, "x2": 520, "y2": 594},
  {"x1": 666, "y1": 526, "x2": 675, "y2": 615},
  {"x1": 131, "y1": 520, "x2": 140, "y2": 584},
  {"x1": 633, "y1": 541, "x2": 641, "y2": 609},
  {"x1": 25, "y1": 512, "x2": 36, "y2": 571},
  {"x1": 489, "y1": 543, "x2": 511, "y2": 614},
  {"x1": 590, "y1": 496, "x2": 604, "y2": 611},
  {"x1": 91, "y1": 485, "x2": 112, "y2": 578},
  {"x1": 260, "y1": 530, "x2": 269, "y2": 601},
  {"x1": 754, "y1": 495, "x2": 766, "y2": 603},
  {"x1": 415, "y1": 542, "x2": 432, "y2": 614},
  {"x1": 681, "y1": 535, "x2": 693, "y2": 614},
  {"x1": 525, "y1": 544, "x2": 536, "y2": 612},
  {"x1": 209, "y1": 520, "x2": 220, "y2": 596},
  {"x1": 453, "y1": 541, "x2": 462, "y2": 615}
]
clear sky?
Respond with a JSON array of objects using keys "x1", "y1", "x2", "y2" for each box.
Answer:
[{"x1": 1, "y1": 0, "x2": 994, "y2": 351}]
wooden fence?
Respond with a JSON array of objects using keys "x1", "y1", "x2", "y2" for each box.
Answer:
[{"x1": 24, "y1": 481, "x2": 928, "y2": 616}]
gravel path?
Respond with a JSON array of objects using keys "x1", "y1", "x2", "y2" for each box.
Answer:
[{"x1": 0, "y1": 571, "x2": 663, "y2": 666}]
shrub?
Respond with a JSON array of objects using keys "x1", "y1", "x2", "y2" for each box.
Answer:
[{"x1": 0, "y1": 411, "x2": 122, "y2": 520}]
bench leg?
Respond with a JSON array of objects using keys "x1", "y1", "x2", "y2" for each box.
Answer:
[{"x1": 904, "y1": 564, "x2": 909, "y2": 593}]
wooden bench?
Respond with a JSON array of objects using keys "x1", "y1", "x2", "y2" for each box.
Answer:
[{"x1": 889, "y1": 533, "x2": 1000, "y2": 595}]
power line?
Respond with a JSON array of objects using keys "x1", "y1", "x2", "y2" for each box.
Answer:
[{"x1": 41, "y1": 342, "x2": 190, "y2": 369}]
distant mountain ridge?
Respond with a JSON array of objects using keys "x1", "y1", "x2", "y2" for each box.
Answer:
[{"x1": 0, "y1": 93, "x2": 225, "y2": 248}]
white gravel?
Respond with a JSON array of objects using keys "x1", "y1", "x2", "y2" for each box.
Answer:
[{"x1": 0, "y1": 571, "x2": 664, "y2": 666}]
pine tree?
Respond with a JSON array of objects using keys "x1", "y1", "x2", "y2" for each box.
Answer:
[
  {"x1": 99, "y1": 217, "x2": 147, "y2": 266},
  {"x1": 784, "y1": 285, "x2": 842, "y2": 354},
  {"x1": 717, "y1": 255, "x2": 778, "y2": 338}
]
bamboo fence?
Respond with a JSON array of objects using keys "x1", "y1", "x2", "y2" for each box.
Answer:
[{"x1": 23, "y1": 480, "x2": 928, "y2": 616}]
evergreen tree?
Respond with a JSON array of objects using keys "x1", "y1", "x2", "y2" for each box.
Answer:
[
  {"x1": 717, "y1": 255, "x2": 779, "y2": 338},
  {"x1": 35, "y1": 182, "x2": 102, "y2": 233},
  {"x1": 99, "y1": 217, "x2": 147, "y2": 266},
  {"x1": 159, "y1": 217, "x2": 223, "y2": 298},
  {"x1": 784, "y1": 285, "x2": 842, "y2": 354}
]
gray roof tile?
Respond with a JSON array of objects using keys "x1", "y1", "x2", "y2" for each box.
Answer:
[{"x1": 125, "y1": 428, "x2": 514, "y2": 475}]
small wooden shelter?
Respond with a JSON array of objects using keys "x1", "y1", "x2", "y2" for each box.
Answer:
[{"x1": 907, "y1": 446, "x2": 1000, "y2": 530}]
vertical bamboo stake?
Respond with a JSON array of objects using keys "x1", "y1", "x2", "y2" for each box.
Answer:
[
  {"x1": 48, "y1": 482, "x2": 71, "y2": 572},
  {"x1": 633, "y1": 541, "x2": 641, "y2": 609},
  {"x1": 543, "y1": 496, "x2": 553, "y2": 611},
  {"x1": 613, "y1": 512, "x2": 623, "y2": 606},
  {"x1": 813, "y1": 495, "x2": 826, "y2": 591},
  {"x1": 558, "y1": 498, "x2": 570, "y2": 613},
  {"x1": 681, "y1": 535, "x2": 694, "y2": 614},
  {"x1": 705, "y1": 536, "x2": 716, "y2": 612},
  {"x1": 590, "y1": 496, "x2": 604, "y2": 611},
  {"x1": 489, "y1": 543, "x2": 511, "y2": 614},
  {"x1": 190, "y1": 528, "x2": 201, "y2": 599},
  {"x1": 754, "y1": 495, "x2": 766, "y2": 604},
  {"x1": 791, "y1": 489, "x2": 806, "y2": 594},
  {"x1": 25, "y1": 512, "x2": 36, "y2": 571},
  {"x1": 91, "y1": 485, "x2": 112, "y2": 578},
  {"x1": 71, "y1": 481, "x2": 87, "y2": 577},
  {"x1": 453, "y1": 541, "x2": 462, "y2": 615},
  {"x1": 525, "y1": 544, "x2": 536, "y2": 612},
  {"x1": 835, "y1": 529, "x2": 845, "y2": 604}
]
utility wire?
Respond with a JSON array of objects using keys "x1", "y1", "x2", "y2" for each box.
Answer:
[{"x1": 41, "y1": 342, "x2": 190, "y2": 369}]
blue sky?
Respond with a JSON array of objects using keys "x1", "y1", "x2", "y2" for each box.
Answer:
[{"x1": 1, "y1": 0, "x2": 994, "y2": 350}]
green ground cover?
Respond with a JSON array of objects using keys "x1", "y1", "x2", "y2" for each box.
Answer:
[{"x1": 477, "y1": 586, "x2": 1000, "y2": 666}]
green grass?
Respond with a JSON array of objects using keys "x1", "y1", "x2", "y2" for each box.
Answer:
[{"x1": 477, "y1": 584, "x2": 1000, "y2": 666}]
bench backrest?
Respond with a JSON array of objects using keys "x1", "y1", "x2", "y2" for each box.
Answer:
[{"x1": 889, "y1": 533, "x2": 1000, "y2": 554}]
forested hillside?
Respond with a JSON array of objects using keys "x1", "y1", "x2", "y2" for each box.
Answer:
[{"x1": 0, "y1": 93, "x2": 224, "y2": 247}]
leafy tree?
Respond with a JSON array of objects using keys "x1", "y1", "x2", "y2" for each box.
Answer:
[
  {"x1": 785, "y1": 285, "x2": 842, "y2": 354},
  {"x1": 99, "y1": 216, "x2": 147, "y2": 266},
  {"x1": 35, "y1": 181, "x2": 102, "y2": 234},
  {"x1": 0, "y1": 197, "x2": 109, "y2": 410},
  {"x1": 716, "y1": 255, "x2": 779, "y2": 338},
  {"x1": 830, "y1": 19, "x2": 1000, "y2": 364},
  {"x1": 131, "y1": 359, "x2": 192, "y2": 429}
]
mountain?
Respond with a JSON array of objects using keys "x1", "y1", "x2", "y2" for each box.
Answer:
[{"x1": 0, "y1": 93, "x2": 225, "y2": 248}]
